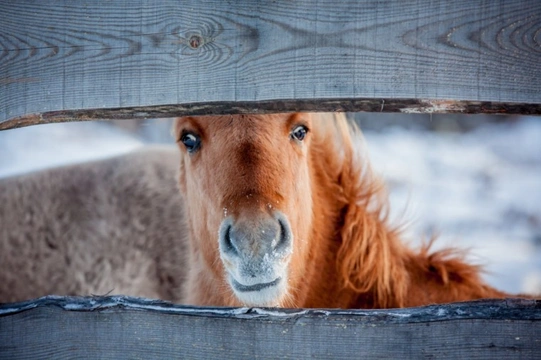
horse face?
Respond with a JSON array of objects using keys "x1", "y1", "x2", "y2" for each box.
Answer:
[{"x1": 175, "y1": 113, "x2": 313, "y2": 306}]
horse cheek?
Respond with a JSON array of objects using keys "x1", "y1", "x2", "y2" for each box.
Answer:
[
  {"x1": 289, "y1": 164, "x2": 313, "y2": 273},
  {"x1": 177, "y1": 158, "x2": 187, "y2": 195}
]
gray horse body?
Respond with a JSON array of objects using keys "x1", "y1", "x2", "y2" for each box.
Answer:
[{"x1": 0, "y1": 147, "x2": 187, "y2": 303}]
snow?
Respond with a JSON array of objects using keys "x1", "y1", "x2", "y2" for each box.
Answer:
[
  {"x1": 0, "y1": 117, "x2": 539, "y2": 295},
  {"x1": 0, "y1": 121, "x2": 143, "y2": 178}
]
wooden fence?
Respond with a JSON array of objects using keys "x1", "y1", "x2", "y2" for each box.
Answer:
[
  {"x1": 0, "y1": 0, "x2": 540, "y2": 358},
  {"x1": 1, "y1": 297, "x2": 540, "y2": 359},
  {"x1": 1, "y1": 0, "x2": 540, "y2": 129}
]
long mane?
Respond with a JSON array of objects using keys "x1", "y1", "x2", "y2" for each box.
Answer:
[
  {"x1": 311, "y1": 113, "x2": 409, "y2": 307},
  {"x1": 311, "y1": 113, "x2": 511, "y2": 308}
]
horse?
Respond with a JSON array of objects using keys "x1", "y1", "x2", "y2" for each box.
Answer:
[
  {"x1": 175, "y1": 112, "x2": 518, "y2": 309},
  {"x1": 0, "y1": 114, "x2": 529, "y2": 308},
  {"x1": 0, "y1": 147, "x2": 188, "y2": 303}
]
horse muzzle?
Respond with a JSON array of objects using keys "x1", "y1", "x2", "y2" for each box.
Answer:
[{"x1": 218, "y1": 211, "x2": 293, "y2": 306}]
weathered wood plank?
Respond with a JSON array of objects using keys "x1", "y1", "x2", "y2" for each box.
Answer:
[
  {"x1": 1, "y1": 99, "x2": 540, "y2": 131},
  {"x1": 0, "y1": 297, "x2": 539, "y2": 359},
  {"x1": 1, "y1": 0, "x2": 540, "y2": 129}
]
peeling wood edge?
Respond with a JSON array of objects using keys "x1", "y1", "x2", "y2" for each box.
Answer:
[
  {"x1": 0, "y1": 296, "x2": 539, "y2": 323},
  {"x1": 1, "y1": 98, "x2": 540, "y2": 131}
]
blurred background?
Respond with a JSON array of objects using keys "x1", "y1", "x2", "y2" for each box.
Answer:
[{"x1": 0, "y1": 113, "x2": 539, "y2": 295}]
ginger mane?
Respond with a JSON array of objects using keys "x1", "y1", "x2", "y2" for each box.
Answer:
[
  {"x1": 309, "y1": 114, "x2": 510, "y2": 308},
  {"x1": 310, "y1": 114, "x2": 408, "y2": 308}
]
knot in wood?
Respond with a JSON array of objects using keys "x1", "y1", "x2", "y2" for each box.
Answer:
[{"x1": 188, "y1": 35, "x2": 203, "y2": 49}]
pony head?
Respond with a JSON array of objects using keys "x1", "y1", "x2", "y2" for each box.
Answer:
[{"x1": 175, "y1": 113, "x2": 315, "y2": 306}]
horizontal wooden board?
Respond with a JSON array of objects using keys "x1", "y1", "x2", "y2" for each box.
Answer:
[
  {"x1": 0, "y1": 296, "x2": 540, "y2": 359},
  {"x1": 0, "y1": 0, "x2": 540, "y2": 129}
]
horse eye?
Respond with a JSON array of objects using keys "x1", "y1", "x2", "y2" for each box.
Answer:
[
  {"x1": 181, "y1": 133, "x2": 201, "y2": 153},
  {"x1": 291, "y1": 125, "x2": 308, "y2": 141}
]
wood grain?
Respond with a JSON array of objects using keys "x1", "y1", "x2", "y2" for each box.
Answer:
[
  {"x1": 0, "y1": 0, "x2": 540, "y2": 129},
  {"x1": 0, "y1": 296, "x2": 539, "y2": 359}
]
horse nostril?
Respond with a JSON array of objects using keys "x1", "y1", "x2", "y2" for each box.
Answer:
[
  {"x1": 274, "y1": 217, "x2": 292, "y2": 253},
  {"x1": 223, "y1": 225, "x2": 238, "y2": 255},
  {"x1": 219, "y1": 213, "x2": 292, "y2": 260}
]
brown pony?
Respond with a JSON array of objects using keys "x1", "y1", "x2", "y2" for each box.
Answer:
[{"x1": 175, "y1": 112, "x2": 513, "y2": 309}]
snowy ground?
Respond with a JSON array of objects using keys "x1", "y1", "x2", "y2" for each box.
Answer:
[
  {"x1": 0, "y1": 121, "x2": 143, "y2": 178},
  {"x1": 0, "y1": 116, "x2": 539, "y2": 295}
]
